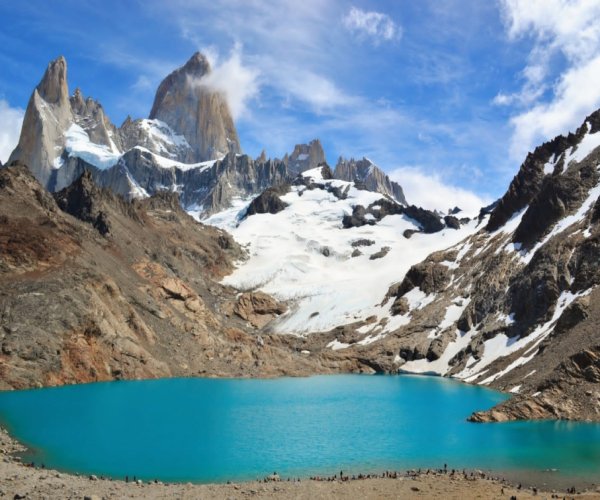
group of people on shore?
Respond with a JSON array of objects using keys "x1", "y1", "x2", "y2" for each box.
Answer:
[
  {"x1": 22, "y1": 459, "x2": 581, "y2": 496},
  {"x1": 260, "y1": 465, "x2": 501, "y2": 484}
]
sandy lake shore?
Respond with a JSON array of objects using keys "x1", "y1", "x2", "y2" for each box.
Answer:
[{"x1": 2, "y1": 427, "x2": 599, "y2": 499}]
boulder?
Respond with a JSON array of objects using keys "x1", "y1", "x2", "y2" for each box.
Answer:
[
  {"x1": 233, "y1": 292, "x2": 287, "y2": 328},
  {"x1": 351, "y1": 239, "x2": 375, "y2": 247},
  {"x1": 369, "y1": 246, "x2": 391, "y2": 260},
  {"x1": 444, "y1": 215, "x2": 461, "y2": 229},
  {"x1": 245, "y1": 185, "x2": 289, "y2": 216},
  {"x1": 554, "y1": 296, "x2": 590, "y2": 335}
]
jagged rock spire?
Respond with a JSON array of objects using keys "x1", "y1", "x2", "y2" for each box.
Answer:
[
  {"x1": 334, "y1": 156, "x2": 407, "y2": 205},
  {"x1": 149, "y1": 52, "x2": 241, "y2": 162},
  {"x1": 36, "y1": 55, "x2": 69, "y2": 106},
  {"x1": 8, "y1": 56, "x2": 73, "y2": 188},
  {"x1": 287, "y1": 139, "x2": 326, "y2": 174}
]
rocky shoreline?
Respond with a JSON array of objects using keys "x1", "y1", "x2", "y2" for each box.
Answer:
[{"x1": 1, "y1": 427, "x2": 599, "y2": 499}]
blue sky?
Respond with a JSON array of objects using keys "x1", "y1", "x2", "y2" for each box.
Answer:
[{"x1": 1, "y1": 1, "x2": 600, "y2": 211}]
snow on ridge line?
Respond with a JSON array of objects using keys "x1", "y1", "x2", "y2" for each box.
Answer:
[
  {"x1": 139, "y1": 118, "x2": 190, "y2": 150},
  {"x1": 133, "y1": 146, "x2": 219, "y2": 172},
  {"x1": 516, "y1": 180, "x2": 600, "y2": 264},
  {"x1": 64, "y1": 123, "x2": 121, "y2": 170},
  {"x1": 565, "y1": 122, "x2": 600, "y2": 165},
  {"x1": 61, "y1": 121, "x2": 214, "y2": 173},
  {"x1": 301, "y1": 166, "x2": 327, "y2": 182}
]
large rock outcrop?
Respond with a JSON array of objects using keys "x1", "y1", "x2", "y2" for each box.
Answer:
[
  {"x1": 334, "y1": 157, "x2": 406, "y2": 204},
  {"x1": 286, "y1": 139, "x2": 326, "y2": 174},
  {"x1": 70, "y1": 88, "x2": 122, "y2": 152},
  {"x1": 149, "y1": 52, "x2": 241, "y2": 162},
  {"x1": 8, "y1": 56, "x2": 72, "y2": 188}
]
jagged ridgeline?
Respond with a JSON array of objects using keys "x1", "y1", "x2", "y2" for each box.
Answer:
[
  {"x1": 6, "y1": 53, "x2": 407, "y2": 217},
  {"x1": 376, "y1": 109, "x2": 600, "y2": 421}
]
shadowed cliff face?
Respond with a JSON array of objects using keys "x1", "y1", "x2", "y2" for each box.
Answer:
[{"x1": 149, "y1": 52, "x2": 241, "y2": 162}]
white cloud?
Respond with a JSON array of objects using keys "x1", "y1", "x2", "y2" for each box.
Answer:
[
  {"x1": 191, "y1": 44, "x2": 260, "y2": 121},
  {"x1": 510, "y1": 55, "x2": 600, "y2": 159},
  {"x1": 497, "y1": 0, "x2": 600, "y2": 160},
  {"x1": 0, "y1": 99, "x2": 24, "y2": 164},
  {"x1": 274, "y1": 69, "x2": 356, "y2": 112},
  {"x1": 342, "y1": 6, "x2": 401, "y2": 44},
  {"x1": 388, "y1": 166, "x2": 491, "y2": 217},
  {"x1": 130, "y1": 75, "x2": 153, "y2": 92}
]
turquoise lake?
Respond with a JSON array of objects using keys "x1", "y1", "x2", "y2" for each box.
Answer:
[{"x1": 0, "y1": 374, "x2": 599, "y2": 484}]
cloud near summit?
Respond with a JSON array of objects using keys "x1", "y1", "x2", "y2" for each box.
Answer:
[{"x1": 190, "y1": 45, "x2": 260, "y2": 121}]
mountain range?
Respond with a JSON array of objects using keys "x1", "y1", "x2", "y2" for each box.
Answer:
[{"x1": 2, "y1": 53, "x2": 600, "y2": 422}]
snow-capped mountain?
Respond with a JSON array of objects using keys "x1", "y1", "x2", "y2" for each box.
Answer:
[
  {"x1": 7, "y1": 54, "x2": 414, "y2": 216},
  {"x1": 7, "y1": 53, "x2": 254, "y2": 209}
]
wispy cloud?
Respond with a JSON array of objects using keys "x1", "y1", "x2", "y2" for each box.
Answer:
[
  {"x1": 130, "y1": 75, "x2": 153, "y2": 93},
  {"x1": 342, "y1": 6, "x2": 401, "y2": 44},
  {"x1": 270, "y1": 68, "x2": 357, "y2": 113},
  {"x1": 192, "y1": 43, "x2": 260, "y2": 121},
  {"x1": 389, "y1": 165, "x2": 492, "y2": 216},
  {"x1": 0, "y1": 99, "x2": 24, "y2": 163},
  {"x1": 496, "y1": 0, "x2": 600, "y2": 160}
]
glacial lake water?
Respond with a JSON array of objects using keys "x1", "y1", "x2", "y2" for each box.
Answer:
[{"x1": 0, "y1": 374, "x2": 599, "y2": 485}]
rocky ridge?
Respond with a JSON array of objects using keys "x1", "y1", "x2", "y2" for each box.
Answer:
[
  {"x1": 325, "y1": 110, "x2": 600, "y2": 421},
  {"x1": 334, "y1": 157, "x2": 407, "y2": 205},
  {"x1": 0, "y1": 164, "x2": 379, "y2": 389},
  {"x1": 6, "y1": 55, "x2": 414, "y2": 218}
]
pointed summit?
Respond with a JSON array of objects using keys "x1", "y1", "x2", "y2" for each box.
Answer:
[
  {"x1": 8, "y1": 56, "x2": 73, "y2": 188},
  {"x1": 287, "y1": 139, "x2": 326, "y2": 174},
  {"x1": 181, "y1": 51, "x2": 211, "y2": 77},
  {"x1": 36, "y1": 56, "x2": 69, "y2": 106},
  {"x1": 149, "y1": 52, "x2": 241, "y2": 162},
  {"x1": 334, "y1": 157, "x2": 407, "y2": 205}
]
